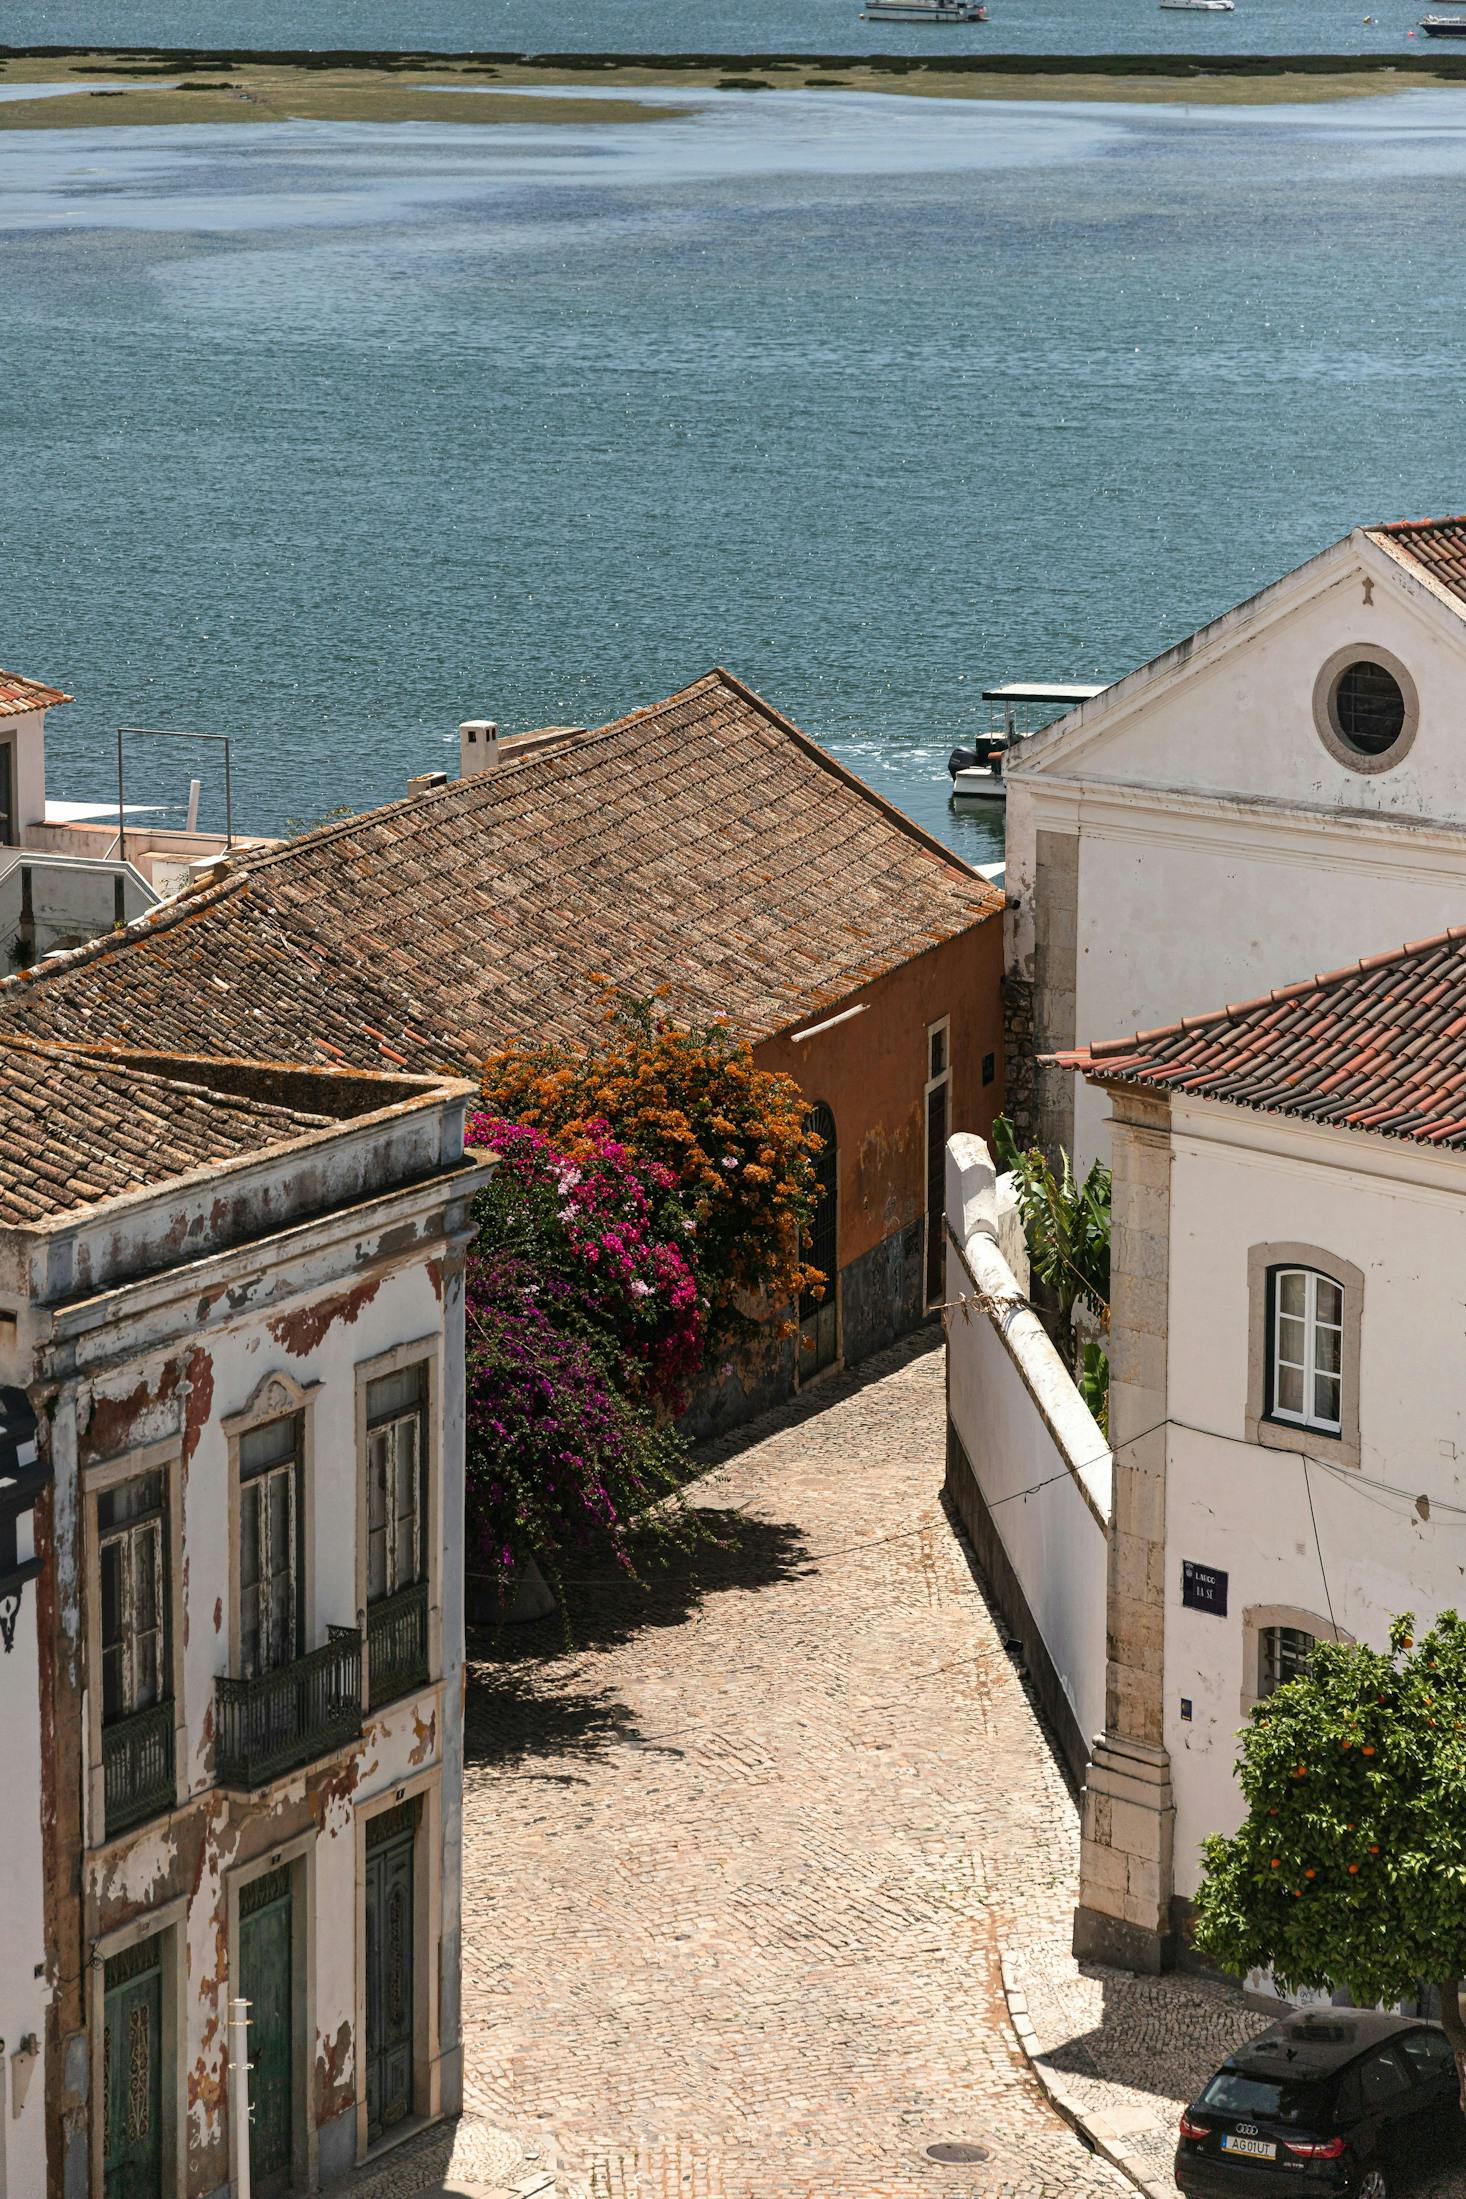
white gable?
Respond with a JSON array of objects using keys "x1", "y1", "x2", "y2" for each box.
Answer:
[{"x1": 1012, "y1": 530, "x2": 1466, "y2": 829}]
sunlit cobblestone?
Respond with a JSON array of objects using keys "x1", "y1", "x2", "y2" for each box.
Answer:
[{"x1": 346, "y1": 1330, "x2": 1133, "y2": 2199}]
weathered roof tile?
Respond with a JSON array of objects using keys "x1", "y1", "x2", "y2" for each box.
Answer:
[
  {"x1": 0, "y1": 669, "x2": 999, "y2": 1068},
  {"x1": 0, "y1": 667, "x2": 71, "y2": 719}
]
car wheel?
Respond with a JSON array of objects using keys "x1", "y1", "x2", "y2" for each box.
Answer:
[{"x1": 1358, "y1": 2170, "x2": 1389, "y2": 2199}]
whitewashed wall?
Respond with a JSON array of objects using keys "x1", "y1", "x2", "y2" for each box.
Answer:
[
  {"x1": 943, "y1": 1137, "x2": 1109, "y2": 1778},
  {"x1": 0, "y1": 1603, "x2": 50, "y2": 2199},
  {"x1": 1005, "y1": 536, "x2": 1466, "y2": 1174},
  {"x1": 1161, "y1": 1097, "x2": 1466, "y2": 1900}
]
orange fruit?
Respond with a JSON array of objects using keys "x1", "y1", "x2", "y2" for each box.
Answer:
[{"x1": 1349, "y1": 1863, "x2": 1360, "y2": 1874}]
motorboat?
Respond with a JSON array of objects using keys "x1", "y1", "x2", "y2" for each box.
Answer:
[
  {"x1": 1159, "y1": 1, "x2": 1236, "y2": 12},
  {"x1": 1420, "y1": 13, "x2": 1466, "y2": 30},
  {"x1": 948, "y1": 681, "x2": 1107, "y2": 806},
  {"x1": 861, "y1": 0, "x2": 987, "y2": 19}
]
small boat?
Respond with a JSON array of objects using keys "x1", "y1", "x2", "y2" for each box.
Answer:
[
  {"x1": 1159, "y1": 1, "x2": 1236, "y2": 12},
  {"x1": 1420, "y1": 12, "x2": 1466, "y2": 30},
  {"x1": 949, "y1": 681, "x2": 1107, "y2": 806},
  {"x1": 861, "y1": 0, "x2": 987, "y2": 19}
]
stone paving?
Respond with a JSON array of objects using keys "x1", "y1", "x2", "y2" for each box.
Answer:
[
  {"x1": 1005, "y1": 1944, "x2": 1466, "y2": 2199},
  {"x1": 424, "y1": 1329, "x2": 1135, "y2": 2199},
  {"x1": 1003, "y1": 1946, "x2": 1255, "y2": 2196}
]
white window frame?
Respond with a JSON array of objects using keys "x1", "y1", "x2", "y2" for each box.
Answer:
[
  {"x1": 98, "y1": 1473, "x2": 167, "y2": 1726},
  {"x1": 1270, "y1": 1265, "x2": 1344, "y2": 1435},
  {"x1": 238, "y1": 1423, "x2": 302, "y2": 1681},
  {"x1": 1246, "y1": 1242, "x2": 1363, "y2": 1470},
  {"x1": 365, "y1": 1376, "x2": 426, "y2": 1605},
  {"x1": 83, "y1": 1442, "x2": 186, "y2": 1852},
  {"x1": 354, "y1": 1338, "x2": 442, "y2": 1689},
  {"x1": 223, "y1": 1371, "x2": 320, "y2": 1683}
]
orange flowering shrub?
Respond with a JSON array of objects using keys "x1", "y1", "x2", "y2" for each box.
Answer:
[{"x1": 481, "y1": 991, "x2": 823, "y2": 1346}]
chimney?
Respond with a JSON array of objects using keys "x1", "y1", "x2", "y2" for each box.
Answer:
[
  {"x1": 406, "y1": 770, "x2": 449, "y2": 800},
  {"x1": 459, "y1": 720, "x2": 498, "y2": 780}
]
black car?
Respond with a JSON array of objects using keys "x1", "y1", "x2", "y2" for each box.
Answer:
[{"x1": 1175, "y1": 2009, "x2": 1464, "y2": 2199}]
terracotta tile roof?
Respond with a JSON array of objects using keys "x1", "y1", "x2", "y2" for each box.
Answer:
[
  {"x1": 0, "y1": 668, "x2": 71, "y2": 719},
  {"x1": 1054, "y1": 926, "x2": 1466, "y2": 1149},
  {"x1": 0, "y1": 670, "x2": 999, "y2": 1072},
  {"x1": 1366, "y1": 515, "x2": 1466, "y2": 606},
  {"x1": 0, "y1": 1038, "x2": 338, "y2": 1224}
]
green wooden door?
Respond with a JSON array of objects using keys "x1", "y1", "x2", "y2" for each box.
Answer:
[
  {"x1": 239, "y1": 1865, "x2": 294, "y2": 2196},
  {"x1": 103, "y1": 1936, "x2": 164, "y2": 2199},
  {"x1": 365, "y1": 1807, "x2": 416, "y2": 2142}
]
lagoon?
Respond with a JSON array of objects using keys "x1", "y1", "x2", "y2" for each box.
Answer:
[{"x1": 4, "y1": 84, "x2": 1466, "y2": 865}]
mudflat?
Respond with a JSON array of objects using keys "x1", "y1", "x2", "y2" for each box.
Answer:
[{"x1": 0, "y1": 46, "x2": 1459, "y2": 127}]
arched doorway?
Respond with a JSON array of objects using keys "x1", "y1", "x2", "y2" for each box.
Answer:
[{"x1": 799, "y1": 1103, "x2": 839, "y2": 1377}]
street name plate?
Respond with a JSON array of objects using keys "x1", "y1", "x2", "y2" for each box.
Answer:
[{"x1": 1181, "y1": 1560, "x2": 1228, "y2": 1616}]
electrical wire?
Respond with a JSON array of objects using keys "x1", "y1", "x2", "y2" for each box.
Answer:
[{"x1": 1301, "y1": 1454, "x2": 1341, "y2": 1643}]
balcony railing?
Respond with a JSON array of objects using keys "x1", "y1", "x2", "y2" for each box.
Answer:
[
  {"x1": 366, "y1": 1580, "x2": 430, "y2": 1714},
  {"x1": 215, "y1": 1627, "x2": 362, "y2": 1790},
  {"x1": 102, "y1": 1699, "x2": 175, "y2": 1836}
]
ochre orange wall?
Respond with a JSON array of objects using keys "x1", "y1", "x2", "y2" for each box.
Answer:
[{"x1": 755, "y1": 913, "x2": 1005, "y2": 1273}]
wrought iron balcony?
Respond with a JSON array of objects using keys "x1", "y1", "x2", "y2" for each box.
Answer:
[
  {"x1": 215, "y1": 1626, "x2": 362, "y2": 1790},
  {"x1": 102, "y1": 1698, "x2": 175, "y2": 1836},
  {"x1": 366, "y1": 1580, "x2": 430, "y2": 1713}
]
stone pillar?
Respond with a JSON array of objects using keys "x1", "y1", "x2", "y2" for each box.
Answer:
[
  {"x1": 1031, "y1": 829, "x2": 1079, "y2": 1166},
  {"x1": 1073, "y1": 1086, "x2": 1176, "y2": 1973}
]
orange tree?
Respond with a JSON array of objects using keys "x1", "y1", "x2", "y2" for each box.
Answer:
[
  {"x1": 1193, "y1": 1612, "x2": 1466, "y2": 2099},
  {"x1": 480, "y1": 991, "x2": 824, "y2": 1349}
]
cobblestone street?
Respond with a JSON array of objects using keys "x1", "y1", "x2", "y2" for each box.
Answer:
[{"x1": 411, "y1": 1330, "x2": 1131, "y2": 2199}]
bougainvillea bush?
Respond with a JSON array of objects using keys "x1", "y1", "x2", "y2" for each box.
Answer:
[
  {"x1": 463, "y1": 1250, "x2": 689, "y2": 1595},
  {"x1": 479, "y1": 991, "x2": 824, "y2": 1345},
  {"x1": 463, "y1": 1110, "x2": 714, "y2": 1597},
  {"x1": 466, "y1": 1113, "x2": 703, "y2": 1405}
]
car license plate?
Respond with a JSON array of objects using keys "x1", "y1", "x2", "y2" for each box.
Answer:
[{"x1": 1221, "y1": 2136, "x2": 1277, "y2": 2160}]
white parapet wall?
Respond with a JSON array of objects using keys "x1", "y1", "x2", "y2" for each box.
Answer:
[{"x1": 943, "y1": 1133, "x2": 1110, "y2": 1785}]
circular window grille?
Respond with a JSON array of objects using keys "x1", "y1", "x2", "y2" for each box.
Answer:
[
  {"x1": 1313, "y1": 646, "x2": 1418, "y2": 775},
  {"x1": 1332, "y1": 660, "x2": 1406, "y2": 757}
]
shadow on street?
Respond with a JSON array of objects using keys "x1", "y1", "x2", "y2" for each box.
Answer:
[{"x1": 464, "y1": 1506, "x2": 810, "y2": 1772}]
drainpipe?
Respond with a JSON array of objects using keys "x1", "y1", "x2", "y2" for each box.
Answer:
[{"x1": 229, "y1": 1998, "x2": 251, "y2": 2199}]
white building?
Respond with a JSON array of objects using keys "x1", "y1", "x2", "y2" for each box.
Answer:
[
  {"x1": 1004, "y1": 514, "x2": 1466, "y2": 1171},
  {"x1": 1055, "y1": 923, "x2": 1466, "y2": 1973},
  {"x1": 0, "y1": 665, "x2": 278, "y2": 977},
  {"x1": 0, "y1": 1034, "x2": 488, "y2": 2194}
]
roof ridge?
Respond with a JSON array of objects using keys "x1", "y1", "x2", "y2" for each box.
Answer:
[
  {"x1": 1370, "y1": 514, "x2": 1466, "y2": 535},
  {"x1": 1077, "y1": 922, "x2": 1466, "y2": 1067},
  {"x1": 249, "y1": 667, "x2": 993, "y2": 897},
  {"x1": 245, "y1": 675, "x2": 733, "y2": 873}
]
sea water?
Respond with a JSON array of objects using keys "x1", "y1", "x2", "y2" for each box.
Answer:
[
  {"x1": 0, "y1": 0, "x2": 1448, "y2": 60},
  {"x1": 4, "y1": 85, "x2": 1466, "y2": 863}
]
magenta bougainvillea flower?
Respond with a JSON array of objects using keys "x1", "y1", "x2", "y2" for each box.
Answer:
[{"x1": 462, "y1": 1117, "x2": 707, "y2": 1592}]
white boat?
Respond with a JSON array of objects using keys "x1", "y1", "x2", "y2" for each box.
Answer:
[
  {"x1": 861, "y1": 0, "x2": 988, "y2": 19},
  {"x1": 1159, "y1": 2, "x2": 1236, "y2": 12},
  {"x1": 949, "y1": 681, "x2": 1107, "y2": 806}
]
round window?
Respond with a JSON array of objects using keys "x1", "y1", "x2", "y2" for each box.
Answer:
[
  {"x1": 1313, "y1": 646, "x2": 1419, "y2": 774},
  {"x1": 1331, "y1": 660, "x2": 1406, "y2": 757}
]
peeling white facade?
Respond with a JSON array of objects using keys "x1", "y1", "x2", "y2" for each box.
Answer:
[
  {"x1": 0, "y1": 1053, "x2": 488, "y2": 2196},
  {"x1": 1005, "y1": 526, "x2": 1466, "y2": 1171}
]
